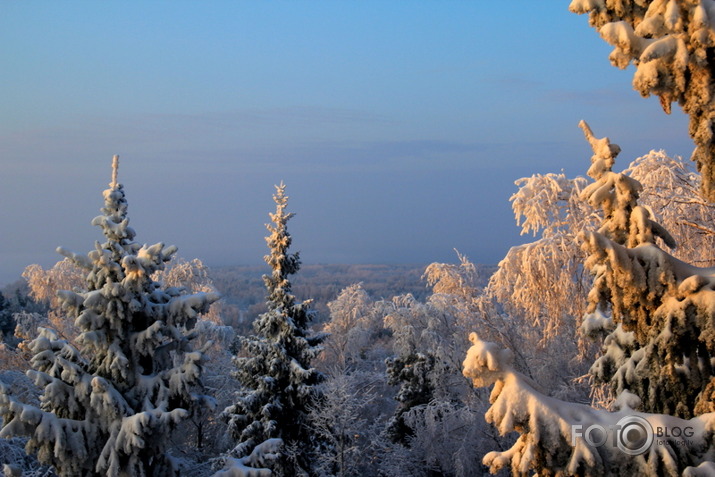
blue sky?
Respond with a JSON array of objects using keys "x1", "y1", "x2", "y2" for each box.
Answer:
[{"x1": 0, "y1": 2, "x2": 693, "y2": 286}]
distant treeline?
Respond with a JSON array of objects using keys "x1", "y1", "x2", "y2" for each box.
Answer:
[{"x1": 210, "y1": 263, "x2": 496, "y2": 327}]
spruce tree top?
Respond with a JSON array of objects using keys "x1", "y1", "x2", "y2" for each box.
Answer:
[{"x1": 263, "y1": 182, "x2": 301, "y2": 313}]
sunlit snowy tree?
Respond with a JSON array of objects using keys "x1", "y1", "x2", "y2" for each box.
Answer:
[
  {"x1": 222, "y1": 183, "x2": 325, "y2": 477},
  {"x1": 463, "y1": 331, "x2": 715, "y2": 476},
  {"x1": 22, "y1": 260, "x2": 85, "y2": 310},
  {"x1": 463, "y1": 122, "x2": 715, "y2": 475},
  {"x1": 488, "y1": 173, "x2": 597, "y2": 340},
  {"x1": 21, "y1": 259, "x2": 85, "y2": 342},
  {"x1": 570, "y1": 0, "x2": 715, "y2": 200},
  {"x1": 624, "y1": 149, "x2": 715, "y2": 265},
  {"x1": 490, "y1": 148, "x2": 715, "y2": 339},
  {"x1": 0, "y1": 156, "x2": 218, "y2": 477},
  {"x1": 483, "y1": 144, "x2": 715, "y2": 404},
  {"x1": 577, "y1": 121, "x2": 715, "y2": 419}
]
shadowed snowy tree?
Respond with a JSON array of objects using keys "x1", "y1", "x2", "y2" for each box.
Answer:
[
  {"x1": 0, "y1": 156, "x2": 218, "y2": 477},
  {"x1": 380, "y1": 285, "x2": 492, "y2": 476},
  {"x1": 308, "y1": 371, "x2": 380, "y2": 477},
  {"x1": 570, "y1": 0, "x2": 715, "y2": 201},
  {"x1": 222, "y1": 183, "x2": 325, "y2": 477},
  {"x1": 150, "y1": 256, "x2": 236, "y2": 465},
  {"x1": 0, "y1": 294, "x2": 13, "y2": 342}
]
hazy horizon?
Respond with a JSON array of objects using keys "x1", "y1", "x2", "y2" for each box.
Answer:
[{"x1": 1, "y1": 2, "x2": 694, "y2": 287}]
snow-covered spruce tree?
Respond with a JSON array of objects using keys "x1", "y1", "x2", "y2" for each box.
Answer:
[
  {"x1": 0, "y1": 156, "x2": 219, "y2": 477},
  {"x1": 384, "y1": 349, "x2": 437, "y2": 445},
  {"x1": 570, "y1": 0, "x2": 715, "y2": 201},
  {"x1": 578, "y1": 121, "x2": 715, "y2": 418},
  {"x1": 222, "y1": 182, "x2": 325, "y2": 477}
]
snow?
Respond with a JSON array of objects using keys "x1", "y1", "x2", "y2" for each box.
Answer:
[
  {"x1": 664, "y1": 0, "x2": 682, "y2": 31},
  {"x1": 213, "y1": 438, "x2": 282, "y2": 477},
  {"x1": 599, "y1": 21, "x2": 650, "y2": 58},
  {"x1": 581, "y1": 308, "x2": 614, "y2": 336},
  {"x1": 684, "y1": 461, "x2": 715, "y2": 477},
  {"x1": 568, "y1": 0, "x2": 605, "y2": 15},
  {"x1": 463, "y1": 333, "x2": 715, "y2": 475}
]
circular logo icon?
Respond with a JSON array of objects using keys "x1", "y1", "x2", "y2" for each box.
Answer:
[{"x1": 616, "y1": 415, "x2": 653, "y2": 455}]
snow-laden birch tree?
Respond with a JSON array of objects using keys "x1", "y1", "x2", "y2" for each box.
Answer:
[
  {"x1": 321, "y1": 283, "x2": 376, "y2": 368},
  {"x1": 0, "y1": 156, "x2": 218, "y2": 477}
]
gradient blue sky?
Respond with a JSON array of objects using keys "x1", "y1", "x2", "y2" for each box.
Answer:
[{"x1": 0, "y1": 2, "x2": 694, "y2": 286}]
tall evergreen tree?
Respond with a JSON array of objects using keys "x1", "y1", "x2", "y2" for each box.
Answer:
[
  {"x1": 0, "y1": 156, "x2": 218, "y2": 476},
  {"x1": 224, "y1": 182, "x2": 325, "y2": 476}
]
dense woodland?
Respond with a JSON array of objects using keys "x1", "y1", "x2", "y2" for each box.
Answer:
[{"x1": 6, "y1": 1, "x2": 715, "y2": 476}]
